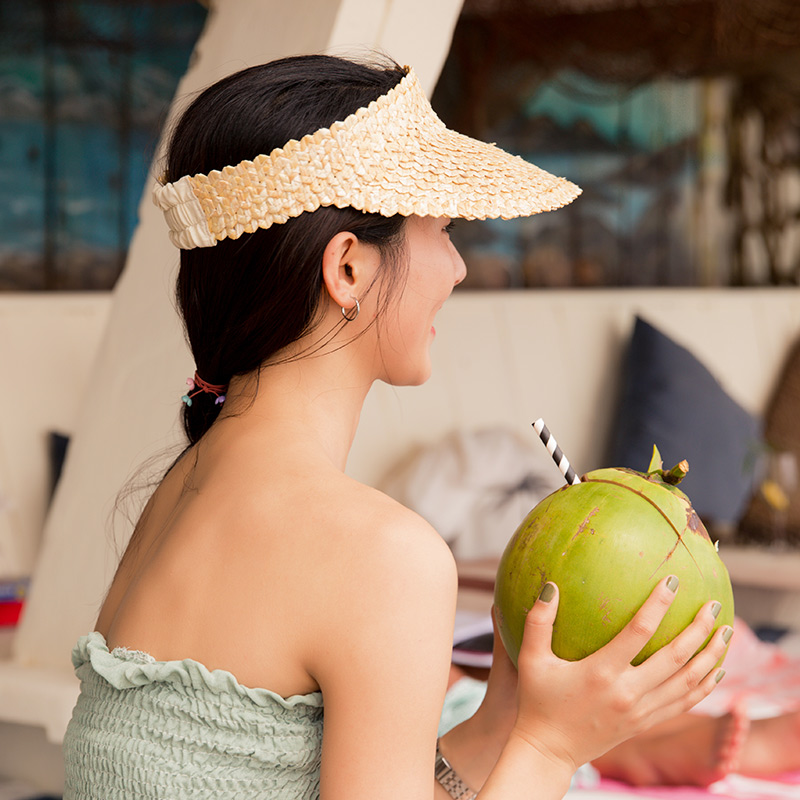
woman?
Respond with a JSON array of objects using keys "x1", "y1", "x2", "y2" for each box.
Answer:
[{"x1": 63, "y1": 54, "x2": 732, "y2": 799}]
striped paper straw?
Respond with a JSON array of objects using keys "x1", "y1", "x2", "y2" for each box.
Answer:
[{"x1": 532, "y1": 418, "x2": 581, "y2": 485}]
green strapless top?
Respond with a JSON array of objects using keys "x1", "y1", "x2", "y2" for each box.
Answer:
[{"x1": 63, "y1": 632, "x2": 324, "y2": 799}]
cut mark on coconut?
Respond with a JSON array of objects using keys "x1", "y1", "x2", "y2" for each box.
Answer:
[
  {"x1": 598, "y1": 597, "x2": 613, "y2": 626},
  {"x1": 582, "y1": 477, "x2": 703, "y2": 578},
  {"x1": 573, "y1": 507, "x2": 600, "y2": 540}
]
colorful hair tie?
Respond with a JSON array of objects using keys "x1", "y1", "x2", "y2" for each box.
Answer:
[{"x1": 181, "y1": 372, "x2": 227, "y2": 407}]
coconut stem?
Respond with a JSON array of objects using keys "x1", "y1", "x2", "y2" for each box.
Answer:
[
  {"x1": 662, "y1": 460, "x2": 690, "y2": 485},
  {"x1": 646, "y1": 445, "x2": 689, "y2": 485}
]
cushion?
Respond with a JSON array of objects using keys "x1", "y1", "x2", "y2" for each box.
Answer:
[
  {"x1": 48, "y1": 431, "x2": 70, "y2": 501},
  {"x1": 379, "y1": 428, "x2": 563, "y2": 560},
  {"x1": 608, "y1": 316, "x2": 762, "y2": 526},
  {"x1": 738, "y1": 334, "x2": 800, "y2": 545}
]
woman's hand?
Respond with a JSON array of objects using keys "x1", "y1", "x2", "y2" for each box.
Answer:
[{"x1": 510, "y1": 576, "x2": 732, "y2": 773}]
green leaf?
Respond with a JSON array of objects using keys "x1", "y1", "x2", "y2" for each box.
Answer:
[{"x1": 647, "y1": 444, "x2": 663, "y2": 474}]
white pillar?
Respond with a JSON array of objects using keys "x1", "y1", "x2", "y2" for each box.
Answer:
[{"x1": 328, "y1": 0, "x2": 462, "y2": 95}]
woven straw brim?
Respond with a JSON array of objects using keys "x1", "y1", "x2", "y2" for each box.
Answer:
[{"x1": 153, "y1": 69, "x2": 581, "y2": 249}]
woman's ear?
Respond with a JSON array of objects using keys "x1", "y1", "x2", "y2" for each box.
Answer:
[{"x1": 320, "y1": 231, "x2": 380, "y2": 312}]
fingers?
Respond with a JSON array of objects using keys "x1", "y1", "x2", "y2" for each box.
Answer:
[
  {"x1": 517, "y1": 582, "x2": 560, "y2": 667},
  {"x1": 598, "y1": 575, "x2": 680, "y2": 664},
  {"x1": 643, "y1": 598, "x2": 732, "y2": 686},
  {"x1": 641, "y1": 622, "x2": 732, "y2": 725}
]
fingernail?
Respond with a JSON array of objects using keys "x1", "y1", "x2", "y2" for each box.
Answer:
[
  {"x1": 666, "y1": 576, "x2": 679, "y2": 593},
  {"x1": 538, "y1": 583, "x2": 556, "y2": 603},
  {"x1": 715, "y1": 669, "x2": 726, "y2": 684},
  {"x1": 711, "y1": 601, "x2": 722, "y2": 619},
  {"x1": 722, "y1": 627, "x2": 733, "y2": 644}
]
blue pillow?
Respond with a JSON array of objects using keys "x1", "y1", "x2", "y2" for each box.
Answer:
[{"x1": 608, "y1": 317, "x2": 762, "y2": 525}]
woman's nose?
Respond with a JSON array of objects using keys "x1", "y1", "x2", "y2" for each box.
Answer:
[{"x1": 453, "y1": 249, "x2": 467, "y2": 286}]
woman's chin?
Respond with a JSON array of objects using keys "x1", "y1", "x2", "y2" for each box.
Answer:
[{"x1": 383, "y1": 360, "x2": 433, "y2": 388}]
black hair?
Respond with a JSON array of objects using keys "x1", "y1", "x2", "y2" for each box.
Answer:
[{"x1": 166, "y1": 54, "x2": 409, "y2": 445}]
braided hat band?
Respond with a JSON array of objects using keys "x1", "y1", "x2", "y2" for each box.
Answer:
[{"x1": 153, "y1": 67, "x2": 581, "y2": 250}]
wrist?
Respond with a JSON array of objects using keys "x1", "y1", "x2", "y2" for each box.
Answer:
[
  {"x1": 440, "y1": 709, "x2": 504, "y2": 791},
  {"x1": 508, "y1": 722, "x2": 580, "y2": 779},
  {"x1": 471, "y1": 726, "x2": 576, "y2": 800}
]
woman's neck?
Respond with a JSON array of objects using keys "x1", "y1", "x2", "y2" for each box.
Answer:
[{"x1": 218, "y1": 338, "x2": 377, "y2": 472}]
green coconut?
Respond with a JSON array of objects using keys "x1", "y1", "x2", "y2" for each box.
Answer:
[{"x1": 494, "y1": 447, "x2": 734, "y2": 666}]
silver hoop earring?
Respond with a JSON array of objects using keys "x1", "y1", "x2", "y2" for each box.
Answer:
[{"x1": 341, "y1": 298, "x2": 360, "y2": 322}]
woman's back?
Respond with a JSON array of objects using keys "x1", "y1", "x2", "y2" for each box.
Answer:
[
  {"x1": 96, "y1": 407, "x2": 425, "y2": 696},
  {"x1": 66, "y1": 401, "x2": 452, "y2": 799}
]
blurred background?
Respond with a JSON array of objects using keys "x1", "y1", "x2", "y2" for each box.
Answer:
[
  {"x1": 1, "y1": 0, "x2": 207, "y2": 290},
  {"x1": 4, "y1": 0, "x2": 800, "y2": 291}
]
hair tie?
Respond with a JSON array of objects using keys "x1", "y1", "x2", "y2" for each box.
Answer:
[{"x1": 181, "y1": 372, "x2": 227, "y2": 407}]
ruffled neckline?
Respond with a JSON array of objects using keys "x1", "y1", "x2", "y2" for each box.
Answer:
[{"x1": 74, "y1": 631, "x2": 323, "y2": 709}]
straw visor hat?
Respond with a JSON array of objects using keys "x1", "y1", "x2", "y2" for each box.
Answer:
[{"x1": 153, "y1": 67, "x2": 581, "y2": 250}]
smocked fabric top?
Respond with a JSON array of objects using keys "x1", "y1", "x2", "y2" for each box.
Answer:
[{"x1": 63, "y1": 632, "x2": 324, "y2": 800}]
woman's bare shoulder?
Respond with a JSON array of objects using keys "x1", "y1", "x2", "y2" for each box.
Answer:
[
  {"x1": 183, "y1": 461, "x2": 458, "y2": 622},
  {"x1": 228, "y1": 461, "x2": 449, "y2": 552},
  {"x1": 300, "y1": 474, "x2": 458, "y2": 644},
  {"x1": 307, "y1": 472, "x2": 456, "y2": 576},
  {"x1": 301, "y1": 477, "x2": 459, "y2": 773},
  {"x1": 217, "y1": 467, "x2": 459, "y2": 690}
]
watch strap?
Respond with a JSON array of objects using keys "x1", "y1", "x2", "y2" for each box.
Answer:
[{"x1": 434, "y1": 740, "x2": 477, "y2": 799}]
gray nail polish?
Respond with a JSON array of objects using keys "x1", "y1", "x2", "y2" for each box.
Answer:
[
  {"x1": 722, "y1": 627, "x2": 733, "y2": 644},
  {"x1": 538, "y1": 583, "x2": 556, "y2": 603},
  {"x1": 711, "y1": 602, "x2": 722, "y2": 619},
  {"x1": 666, "y1": 576, "x2": 679, "y2": 593}
]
